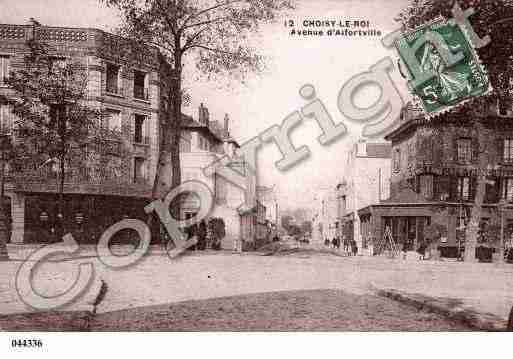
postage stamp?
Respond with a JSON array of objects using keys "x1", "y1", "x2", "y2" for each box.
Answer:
[{"x1": 395, "y1": 17, "x2": 491, "y2": 117}]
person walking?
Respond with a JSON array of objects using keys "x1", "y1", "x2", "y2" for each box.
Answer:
[{"x1": 351, "y1": 239, "x2": 358, "y2": 256}]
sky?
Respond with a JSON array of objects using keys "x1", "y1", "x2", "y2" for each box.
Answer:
[{"x1": 0, "y1": 0, "x2": 413, "y2": 211}]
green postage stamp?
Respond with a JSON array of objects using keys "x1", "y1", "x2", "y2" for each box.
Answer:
[{"x1": 395, "y1": 17, "x2": 491, "y2": 117}]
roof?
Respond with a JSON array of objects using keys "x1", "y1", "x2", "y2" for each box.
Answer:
[
  {"x1": 181, "y1": 114, "x2": 224, "y2": 143},
  {"x1": 363, "y1": 143, "x2": 392, "y2": 158},
  {"x1": 383, "y1": 102, "x2": 426, "y2": 141}
]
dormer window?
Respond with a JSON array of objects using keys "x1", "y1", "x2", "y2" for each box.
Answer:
[{"x1": 106, "y1": 63, "x2": 120, "y2": 95}]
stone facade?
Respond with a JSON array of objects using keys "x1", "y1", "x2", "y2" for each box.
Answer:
[
  {"x1": 360, "y1": 102, "x2": 513, "y2": 260},
  {"x1": 178, "y1": 104, "x2": 260, "y2": 251},
  {"x1": 0, "y1": 22, "x2": 169, "y2": 243}
]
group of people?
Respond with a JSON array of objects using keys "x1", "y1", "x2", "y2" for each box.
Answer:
[{"x1": 324, "y1": 235, "x2": 357, "y2": 256}]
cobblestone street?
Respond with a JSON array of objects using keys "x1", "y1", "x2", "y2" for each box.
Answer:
[{"x1": 1, "y1": 245, "x2": 513, "y2": 330}]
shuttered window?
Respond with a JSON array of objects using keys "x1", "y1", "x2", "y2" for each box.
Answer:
[{"x1": 504, "y1": 139, "x2": 513, "y2": 162}]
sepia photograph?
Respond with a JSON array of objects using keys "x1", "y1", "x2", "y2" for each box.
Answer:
[{"x1": 0, "y1": 0, "x2": 512, "y2": 356}]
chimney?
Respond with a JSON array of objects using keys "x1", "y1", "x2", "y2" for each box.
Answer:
[
  {"x1": 27, "y1": 18, "x2": 41, "y2": 40},
  {"x1": 224, "y1": 114, "x2": 230, "y2": 136},
  {"x1": 199, "y1": 103, "x2": 209, "y2": 126},
  {"x1": 356, "y1": 139, "x2": 367, "y2": 157}
]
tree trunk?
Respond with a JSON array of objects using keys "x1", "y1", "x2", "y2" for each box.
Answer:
[
  {"x1": 464, "y1": 121, "x2": 488, "y2": 262},
  {"x1": 169, "y1": 51, "x2": 183, "y2": 219},
  {"x1": 0, "y1": 160, "x2": 9, "y2": 261}
]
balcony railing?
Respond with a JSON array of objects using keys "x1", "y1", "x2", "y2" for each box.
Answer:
[
  {"x1": 133, "y1": 135, "x2": 150, "y2": 145},
  {"x1": 105, "y1": 82, "x2": 121, "y2": 96},
  {"x1": 7, "y1": 165, "x2": 130, "y2": 186}
]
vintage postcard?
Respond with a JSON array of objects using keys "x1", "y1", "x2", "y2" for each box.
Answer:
[{"x1": 0, "y1": 0, "x2": 512, "y2": 357}]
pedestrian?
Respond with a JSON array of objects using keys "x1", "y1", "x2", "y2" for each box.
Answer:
[
  {"x1": 335, "y1": 236, "x2": 341, "y2": 250},
  {"x1": 343, "y1": 235, "x2": 349, "y2": 254},
  {"x1": 402, "y1": 241, "x2": 408, "y2": 260},
  {"x1": 351, "y1": 239, "x2": 358, "y2": 256},
  {"x1": 417, "y1": 242, "x2": 427, "y2": 260},
  {"x1": 331, "y1": 237, "x2": 336, "y2": 249}
]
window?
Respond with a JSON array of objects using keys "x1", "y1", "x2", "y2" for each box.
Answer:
[
  {"x1": 393, "y1": 148, "x2": 400, "y2": 172},
  {"x1": 198, "y1": 134, "x2": 210, "y2": 151},
  {"x1": 0, "y1": 105, "x2": 13, "y2": 134},
  {"x1": 133, "y1": 157, "x2": 146, "y2": 183},
  {"x1": 457, "y1": 177, "x2": 471, "y2": 201},
  {"x1": 49, "y1": 56, "x2": 68, "y2": 73},
  {"x1": 106, "y1": 63, "x2": 120, "y2": 95},
  {"x1": 0, "y1": 55, "x2": 10, "y2": 86},
  {"x1": 419, "y1": 174, "x2": 433, "y2": 199},
  {"x1": 457, "y1": 138, "x2": 472, "y2": 163},
  {"x1": 502, "y1": 178, "x2": 513, "y2": 202},
  {"x1": 180, "y1": 137, "x2": 191, "y2": 153},
  {"x1": 504, "y1": 139, "x2": 513, "y2": 162},
  {"x1": 104, "y1": 109, "x2": 121, "y2": 132},
  {"x1": 499, "y1": 99, "x2": 509, "y2": 116},
  {"x1": 133, "y1": 70, "x2": 148, "y2": 100},
  {"x1": 134, "y1": 114, "x2": 149, "y2": 144}
]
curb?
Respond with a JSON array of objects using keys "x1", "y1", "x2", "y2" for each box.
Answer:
[{"x1": 372, "y1": 286, "x2": 507, "y2": 331}]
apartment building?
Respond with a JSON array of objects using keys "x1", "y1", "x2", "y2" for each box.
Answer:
[
  {"x1": 0, "y1": 22, "x2": 165, "y2": 243},
  {"x1": 361, "y1": 101, "x2": 513, "y2": 260}
]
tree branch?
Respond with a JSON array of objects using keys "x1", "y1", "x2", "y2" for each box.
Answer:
[
  {"x1": 180, "y1": 0, "x2": 242, "y2": 30},
  {"x1": 182, "y1": 16, "x2": 231, "y2": 30},
  {"x1": 181, "y1": 26, "x2": 209, "y2": 52},
  {"x1": 155, "y1": 0, "x2": 178, "y2": 38}
]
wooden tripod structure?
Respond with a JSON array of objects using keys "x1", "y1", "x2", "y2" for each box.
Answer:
[{"x1": 375, "y1": 226, "x2": 400, "y2": 258}]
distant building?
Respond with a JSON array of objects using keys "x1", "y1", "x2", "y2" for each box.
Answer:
[
  {"x1": 174, "y1": 103, "x2": 260, "y2": 251},
  {"x1": 311, "y1": 189, "x2": 338, "y2": 246},
  {"x1": 337, "y1": 139, "x2": 391, "y2": 254}
]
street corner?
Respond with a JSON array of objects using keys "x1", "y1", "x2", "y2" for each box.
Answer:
[{"x1": 373, "y1": 286, "x2": 508, "y2": 331}]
